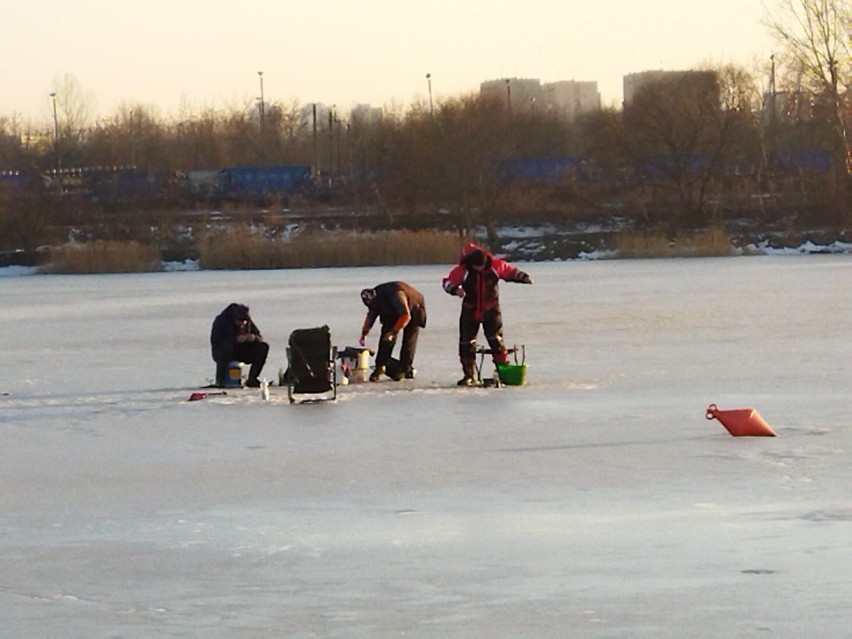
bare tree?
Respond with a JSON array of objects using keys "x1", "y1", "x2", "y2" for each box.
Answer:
[
  {"x1": 50, "y1": 73, "x2": 96, "y2": 142},
  {"x1": 623, "y1": 69, "x2": 759, "y2": 230},
  {"x1": 764, "y1": 0, "x2": 850, "y2": 224}
]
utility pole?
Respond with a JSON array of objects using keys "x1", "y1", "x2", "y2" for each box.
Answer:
[
  {"x1": 49, "y1": 91, "x2": 60, "y2": 172},
  {"x1": 768, "y1": 55, "x2": 777, "y2": 161},
  {"x1": 313, "y1": 103, "x2": 320, "y2": 182}
]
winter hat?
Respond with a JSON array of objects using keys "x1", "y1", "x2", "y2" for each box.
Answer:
[
  {"x1": 360, "y1": 288, "x2": 377, "y2": 305},
  {"x1": 233, "y1": 304, "x2": 250, "y2": 320},
  {"x1": 468, "y1": 249, "x2": 486, "y2": 267}
]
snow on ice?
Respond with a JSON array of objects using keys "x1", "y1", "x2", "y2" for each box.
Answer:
[{"x1": 1, "y1": 255, "x2": 850, "y2": 637}]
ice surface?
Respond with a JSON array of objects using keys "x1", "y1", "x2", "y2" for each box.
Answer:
[{"x1": 1, "y1": 256, "x2": 850, "y2": 637}]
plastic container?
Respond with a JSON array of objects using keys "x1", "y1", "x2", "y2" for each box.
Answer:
[
  {"x1": 496, "y1": 362, "x2": 527, "y2": 386},
  {"x1": 226, "y1": 361, "x2": 243, "y2": 388}
]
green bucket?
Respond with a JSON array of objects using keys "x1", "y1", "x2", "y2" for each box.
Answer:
[{"x1": 496, "y1": 362, "x2": 527, "y2": 386}]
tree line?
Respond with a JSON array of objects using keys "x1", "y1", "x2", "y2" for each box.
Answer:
[{"x1": 0, "y1": 0, "x2": 848, "y2": 256}]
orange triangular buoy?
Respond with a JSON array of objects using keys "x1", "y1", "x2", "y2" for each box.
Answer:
[{"x1": 706, "y1": 403, "x2": 777, "y2": 437}]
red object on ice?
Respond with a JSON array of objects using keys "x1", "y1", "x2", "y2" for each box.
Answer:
[
  {"x1": 706, "y1": 403, "x2": 777, "y2": 437},
  {"x1": 187, "y1": 391, "x2": 227, "y2": 402}
]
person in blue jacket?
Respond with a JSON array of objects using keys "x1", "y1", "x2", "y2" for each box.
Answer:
[{"x1": 210, "y1": 303, "x2": 269, "y2": 387}]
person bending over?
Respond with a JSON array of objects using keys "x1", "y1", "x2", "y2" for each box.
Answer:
[{"x1": 359, "y1": 281, "x2": 427, "y2": 382}]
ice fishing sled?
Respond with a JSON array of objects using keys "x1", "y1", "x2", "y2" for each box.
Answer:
[{"x1": 286, "y1": 325, "x2": 338, "y2": 403}]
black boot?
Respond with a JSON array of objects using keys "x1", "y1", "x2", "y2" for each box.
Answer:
[
  {"x1": 457, "y1": 361, "x2": 476, "y2": 386},
  {"x1": 369, "y1": 365, "x2": 386, "y2": 382},
  {"x1": 385, "y1": 358, "x2": 404, "y2": 381},
  {"x1": 246, "y1": 342, "x2": 269, "y2": 388}
]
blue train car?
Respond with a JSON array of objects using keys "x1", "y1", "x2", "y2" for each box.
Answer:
[
  {"x1": 496, "y1": 157, "x2": 591, "y2": 186},
  {"x1": 0, "y1": 170, "x2": 48, "y2": 194},
  {"x1": 215, "y1": 165, "x2": 313, "y2": 201},
  {"x1": 87, "y1": 168, "x2": 172, "y2": 204}
]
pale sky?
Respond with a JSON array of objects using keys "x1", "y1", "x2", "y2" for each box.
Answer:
[{"x1": 1, "y1": 0, "x2": 777, "y2": 124}]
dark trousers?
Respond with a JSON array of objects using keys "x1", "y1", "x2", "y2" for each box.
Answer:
[
  {"x1": 458, "y1": 305, "x2": 507, "y2": 365},
  {"x1": 213, "y1": 340, "x2": 270, "y2": 386},
  {"x1": 376, "y1": 321, "x2": 420, "y2": 373}
]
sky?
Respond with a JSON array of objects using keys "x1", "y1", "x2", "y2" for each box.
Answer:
[{"x1": 2, "y1": 0, "x2": 778, "y2": 124}]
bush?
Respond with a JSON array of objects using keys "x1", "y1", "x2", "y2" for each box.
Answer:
[{"x1": 38, "y1": 240, "x2": 164, "y2": 274}]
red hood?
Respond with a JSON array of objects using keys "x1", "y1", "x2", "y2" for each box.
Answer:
[{"x1": 458, "y1": 241, "x2": 491, "y2": 263}]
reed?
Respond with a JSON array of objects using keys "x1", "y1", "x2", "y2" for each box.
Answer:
[
  {"x1": 197, "y1": 227, "x2": 462, "y2": 269},
  {"x1": 615, "y1": 227, "x2": 733, "y2": 259},
  {"x1": 39, "y1": 240, "x2": 163, "y2": 274}
]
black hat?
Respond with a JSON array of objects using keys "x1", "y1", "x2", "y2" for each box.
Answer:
[
  {"x1": 360, "y1": 288, "x2": 377, "y2": 305},
  {"x1": 233, "y1": 304, "x2": 250, "y2": 320},
  {"x1": 468, "y1": 249, "x2": 486, "y2": 267}
]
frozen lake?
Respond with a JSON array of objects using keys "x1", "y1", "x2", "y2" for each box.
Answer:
[{"x1": 2, "y1": 255, "x2": 850, "y2": 637}]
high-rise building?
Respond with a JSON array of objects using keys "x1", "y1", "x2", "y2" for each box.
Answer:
[
  {"x1": 623, "y1": 70, "x2": 719, "y2": 108},
  {"x1": 480, "y1": 77, "x2": 600, "y2": 119},
  {"x1": 542, "y1": 80, "x2": 601, "y2": 120},
  {"x1": 480, "y1": 78, "x2": 543, "y2": 113}
]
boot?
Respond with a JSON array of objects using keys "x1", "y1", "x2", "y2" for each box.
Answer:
[
  {"x1": 457, "y1": 361, "x2": 476, "y2": 386},
  {"x1": 369, "y1": 365, "x2": 385, "y2": 382},
  {"x1": 385, "y1": 358, "x2": 403, "y2": 381}
]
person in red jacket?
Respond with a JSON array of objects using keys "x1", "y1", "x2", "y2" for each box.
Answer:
[{"x1": 442, "y1": 242, "x2": 532, "y2": 385}]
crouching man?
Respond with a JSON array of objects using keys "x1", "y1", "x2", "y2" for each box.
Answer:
[{"x1": 210, "y1": 303, "x2": 269, "y2": 388}]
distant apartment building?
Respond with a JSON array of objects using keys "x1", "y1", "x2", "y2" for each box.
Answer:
[
  {"x1": 479, "y1": 77, "x2": 600, "y2": 120},
  {"x1": 480, "y1": 78, "x2": 542, "y2": 113},
  {"x1": 762, "y1": 89, "x2": 846, "y2": 125},
  {"x1": 623, "y1": 69, "x2": 719, "y2": 107},
  {"x1": 623, "y1": 70, "x2": 673, "y2": 106},
  {"x1": 349, "y1": 103, "x2": 383, "y2": 128},
  {"x1": 542, "y1": 80, "x2": 601, "y2": 120}
]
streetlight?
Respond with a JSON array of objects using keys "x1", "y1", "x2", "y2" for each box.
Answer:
[
  {"x1": 49, "y1": 91, "x2": 60, "y2": 171},
  {"x1": 257, "y1": 71, "x2": 265, "y2": 131},
  {"x1": 426, "y1": 73, "x2": 433, "y2": 117},
  {"x1": 329, "y1": 105, "x2": 336, "y2": 178},
  {"x1": 312, "y1": 103, "x2": 320, "y2": 179},
  {"x1": 505, "y1": 80, "x2": 514, "y2": 153},
  {"x1": 257, "y1": 71, "x2": 266, "y2": 191}
]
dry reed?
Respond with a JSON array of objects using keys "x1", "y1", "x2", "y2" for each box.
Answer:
[
  {"x1": 39, "y1": 241, "x2": 164, "y2": 274},
  {"x1": 197, "y1": 227, "x2": 462, "y2": 270},
  {"x1": 615, "y1": 227, "x2": 733, "y2": 259}
]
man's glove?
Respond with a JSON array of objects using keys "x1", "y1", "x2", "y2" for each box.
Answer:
[
  {"x1": 518, "y1": 272, "x2": 533, "y2": 284},
  {"x1": 450, "y1": 285, "x2": 465, "y2": 297}
]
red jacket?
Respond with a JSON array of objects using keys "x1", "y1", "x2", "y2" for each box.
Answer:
[{"x1": 442, "y1": 242, "x2": 530, "y2": 320}]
